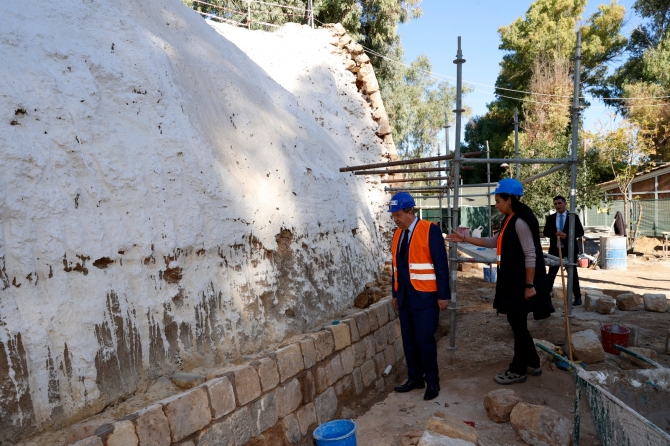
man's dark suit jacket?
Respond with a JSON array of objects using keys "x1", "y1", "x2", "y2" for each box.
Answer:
[{"x1": 543, "y1": 212, "x2": 584, "y2": 261}]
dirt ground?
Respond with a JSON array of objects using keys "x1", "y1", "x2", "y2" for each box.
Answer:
[{"x1": 350, "y1": 240, "x2": 670, "y2": 446}]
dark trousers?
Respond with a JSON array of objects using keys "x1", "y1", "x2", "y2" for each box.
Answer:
[
  {"x1": 547, "y1": 264, "x2": 581, "y2": 300},
  {"x1": 398, "y1": 303, "x2": 439, "y2": 385},
  {"x1": 506, "y1": 312, "x2": 540, "y2": 376}
]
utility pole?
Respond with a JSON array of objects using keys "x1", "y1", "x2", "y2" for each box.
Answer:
[
  {"x1": 448, "y1": 37, "x2": 465, "y2": 350},
  {"x1": 514, "y1": 108, "x2": 520, "y2": 180},
  {"x1": 247, "y1": 0, "x2": 251, "y2": 29},
  {"x1": 307, "y1": 0, "x2": 314, "y2": 28}
]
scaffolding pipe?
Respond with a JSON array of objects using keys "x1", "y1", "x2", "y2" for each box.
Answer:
[
  {"x1": 384, "y1": 186, "x2": 448, "y2": 192},
  {"x1": 567, "y1": 31, "x2": 582, "y2": 319},
  {"x1": 354, "y1": 167, "x2": 449, "y2": 175},
  {"x1": 486, "y1": 141, "x2": 492, "y2": 238},
  {"x1": 340, "y1": 151, "x2": 482, "y2": 172},
  {"x1": 448, "y1": 37, "x2": 465, "y2": 349},
  {"x1": 514, "y1": 108, "x2": 520, "y2": 180},
  {"x1": 463, "y1": 157, "x2": 571, "y2": 164},
  {"x1": 381, "y1": 176, "x2": 449, "y2": 184},
  {"x1": 521, "y1": 163, "x2": 569, "y2": 184}
]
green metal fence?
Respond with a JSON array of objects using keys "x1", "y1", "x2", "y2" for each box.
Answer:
[{"x1": 583, "y1": 199, "x2": 670, "y2": 237}]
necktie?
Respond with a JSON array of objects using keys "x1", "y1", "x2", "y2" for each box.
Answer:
[
  {"x1": 399, "y1": 230, "x2": 409, "y2": 258},
  {"x1": 558, "y1": 214, "x2": 565, "y2": 232}
]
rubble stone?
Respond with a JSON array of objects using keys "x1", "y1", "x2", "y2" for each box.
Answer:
[
  {"x1": 620, "y1": 347, "x2": 659, "y2": 369},
  {"x1": 66, "y1": 418, "x2": 114, "y2": 444},
  {"x1": 615, "y1": 293, "x2": 638, "y2": 311},
  {"x1": 643, "y1": 293, "x2": 667, "y2": 312},
  {"x1": 597, "y1": 296, "x2": 616, "y2": 314},
  {"x1": 275, "y1": 343, "x2": 304, "y2": 382},
  {"x1": 571, "y1": 329, "x2": 606, "y2": 363},
  {"x1": 171, "y1": 372, "x2": 205, "y2": 389},
  {"x1": 483, "y1": 389, "x2": 522, "y2": 422},
  {"x1": 417, "y1": 431, "x2": 476, "y2": 446},
  {"x1": 71, "y1": 438, "x2": 103, "y2": 446},
  {"x1": 510, "y1": 402, "x2": 572, "y2": 446},
  {"x1": 425, "y1": 411, "x2": 478, "y2": 444},
  {"x1": 162, "y1": 387, "x2": 212, "y2": 442},
  {"x1": 584, "y1": 291, "x2": 605, "y2": 311},
  {"x1": 205, "y1": 376, "x2": 236, "y2": 419},
  {"x1": 134, "y1": 404, "x2": 171, "y2": 446}
]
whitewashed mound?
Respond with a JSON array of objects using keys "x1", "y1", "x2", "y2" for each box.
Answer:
[{"x1": 0, "y1": 0, "x2": 394, "y2": 441}]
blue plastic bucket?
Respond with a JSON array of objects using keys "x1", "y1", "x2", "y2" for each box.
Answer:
[
  {"x1": 600, "y1": 236, "x2": 627, "y2": 270},
  {"x1": 313, "y1": 419, "x2": 357, "y2": 446},
  {"x1": 483, "y1": 266, "x2": 497, "y2": 283}
]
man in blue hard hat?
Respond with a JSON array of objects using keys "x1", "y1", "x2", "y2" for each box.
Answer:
[{"x1": 388, "y1": 191, "x2": 450, "y2": 401}]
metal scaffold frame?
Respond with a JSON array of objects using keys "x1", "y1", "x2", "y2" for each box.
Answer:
[{"x1": 338, "y1": 32, "x2": 583, "y2": 351}]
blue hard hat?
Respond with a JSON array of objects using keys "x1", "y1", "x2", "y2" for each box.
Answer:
[
  {"x1": 492, "y1": 178, "x2": 524, "y2": 197},
  {"x1": 388, "y1": 191, "x2": 415, "y2": 212}
]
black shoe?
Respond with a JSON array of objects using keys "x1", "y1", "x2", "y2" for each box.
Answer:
[
  {"x1": 423, "y1": 383, "x2": 440, "y2": 400},
  {"x1": 394, "y1": 379, "x2": 425, "y2": 393},
  {"x1": 573, "y1": 299, "x2": 582, "y2": 306}
]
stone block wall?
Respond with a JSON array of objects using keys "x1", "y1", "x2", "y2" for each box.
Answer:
[{"x1": 69, "y1": 298, "x2": 404, "y2": 446}]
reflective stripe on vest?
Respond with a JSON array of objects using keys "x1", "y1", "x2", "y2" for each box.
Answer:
[{"x1": 391, "y1": 220, "x2": 438, "y2": 292}]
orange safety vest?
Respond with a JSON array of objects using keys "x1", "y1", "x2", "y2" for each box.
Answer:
[{"x1": 392, "y1": 219, "x2": 438, "y2": 292}]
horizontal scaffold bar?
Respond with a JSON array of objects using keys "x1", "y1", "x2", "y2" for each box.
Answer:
[{"x1": 340, "y1": 151, "x2": 483, "y2": 172}]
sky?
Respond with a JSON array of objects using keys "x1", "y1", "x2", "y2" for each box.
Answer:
[{"x1": 398, "y1": 0, "x2": 639, "y2": 149}]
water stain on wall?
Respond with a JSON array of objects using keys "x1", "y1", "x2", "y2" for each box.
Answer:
[{"x1": 0, "y1": 332, "x2": 36, "y2": 444}]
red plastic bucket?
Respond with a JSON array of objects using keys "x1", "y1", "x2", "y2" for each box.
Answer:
[
  {"x1": 578, "y1": 258, "x2": 589, "y2": 268},
  {"x1": 600, "y1": 324, "x2": 630, "y2": 355}
]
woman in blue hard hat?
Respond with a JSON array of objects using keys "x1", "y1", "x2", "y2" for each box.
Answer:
[{"x1": 446, "y1": 178, "x2": 554, "y2": 384}]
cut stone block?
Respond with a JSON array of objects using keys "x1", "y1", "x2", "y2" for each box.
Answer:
[
  {"x1": 230, "y1": 407, "x2": 252, "y2": 446},
  {"x1": 366, "y1": 307, "x2": 380, "y2": 331},
  {"x1": 340, "y1": 346, "x2": 355, "y2": 374},
  {"x1": 326, "y1": 354, "x2": 344, "y2": 385},
  {"x1": 326, "y1": 323, "x2": 351, "y2": 351},
  {"x1": 282, "y1": 413, "x2": 301, "y2": 444},
  {"x1": 363, "y1": 335, "x2": 376, "y2": 360},
  {"x1": 353, "y1": 340, "x2": 367, "y2": 367},
  {"x1": 425, "y1": 411, "x2": 478, "y2": 444},
  {"x1": 394, "y1": 338, "x2": 404, "y2": 361},
  {"x1": 134, "y1": 404, "x2": 171, "y2": 446},
  {"x1": 296, "y1": 403, "x2": 317, "y2": 436},
  {"x1": 571, "y1": 329, "x2": 605, "y2": 364},
  {"x1": 360, "y1": 359, "x2": 377, "y2": 387},
  {"x1": 643, "y1": 293, "x2": 667, "y2": 312},
  {"x1": 299, "y1": 337, "x2": 317, "y2": 369},
  {"x1": 252, "y1": 357, "x2": 280, "y2": 392},
  {"x1": 375, "y1": 301, "x2": 390, "y2": 326},
  {"x1": 197, "y1": 418, "x2": 234, "y2": 446},
  {"x1": 483, "y1": 389, "x2": 522, "y2": 422},
  {"x1": 353, "y1": 311, "x2": 371, "y2": 337},
  {"x1": 311, "y1": 330, "x2": 335, "y2": 362},
  {"x1": 275, "y1": 343, "x2": 305, "y2": 382},
  {"x1": 171, "y1": 372, "x2": 204, "y2": 389},
  {"x1": 373, "y1": 352, "x2": 385, "y2": 375},
  {"x1": 386, "y1": 299, "x2": 397, "y2": 320},
  {"x1": 275, "y1": 378, "x2": 302, "y2": 418},
  {"x1": 334, "y1": 374, "x2": 355, "y2": 400},
  {"x1": 314, "y1": 364, "x2": 328, "y2": 394},
  {"x1": 341, "y1": 318, "x2": 360, "y2": 342},
  {"x1": 205, "y1": 376, "x2": 236, "y2": 419},
  {"x1": 66, "y1": 418, "x2": 114, "y2": 444},
  {"x1": 597, "y1": 296, "x2": 616, "y2": 314},
  {"x1": 107, "y1": 421, "x2": 138, "y2": 446},
  {"x1": 510, "y1": 403, "x2": 572, "y2": 446},
  {"x1": 161, "y1": 387, "x2": 212, "y2": 442},
  {"x1": 297, "y1": 370, "x2": 316, "y2": 405},
  {"x1": 315, "y1": 387, "x2": 338, "y2": 425},
  {"x1": 352, "y1": 368, "x2": 364, "y2": 395},
  {"x1": 616, "y1": 293, "x2": 638, "y2": 311},
  {"x1": 666, "y1": 329, "x2": 670, "y2": 355},
  {"x1": 249, "y1": 392, "x2": 278, "y2": 436},
  {"x1": 231, "y1": 365, "x2": 262, "y2": 405},
  {"x1": 374, "y1": 326, "x2": 388, "y2": 353}
]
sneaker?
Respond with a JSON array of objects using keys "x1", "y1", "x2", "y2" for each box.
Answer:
[
  {"x1": 494, "y1": 370, "x2": 527, "y2": 385},
  {"x1": 527, "y1": 366, "x2": 542, "y2": 376}
]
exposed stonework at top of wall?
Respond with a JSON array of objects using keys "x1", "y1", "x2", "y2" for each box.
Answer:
[{"x1": 323, "y1": 23, "x2": 398, "y2": 161}]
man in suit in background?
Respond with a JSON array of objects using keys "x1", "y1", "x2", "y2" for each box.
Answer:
[
  {"x1": 543, "y1": 195, "x2": 584, "y2": 305},
  {"x1": 388, "y1": 191, "x2": 450, "y2": 401}
]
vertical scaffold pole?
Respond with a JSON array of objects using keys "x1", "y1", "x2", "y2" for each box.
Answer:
[
  {"x1": 438, "y1": 143, "x2": 443, "y2": 232},
  {"x1": 567, "y1": 31, "x2": 582, "y2": 318},
  {"x1": 448, "y1": 37, "x2": 465, "y2": 349},
  {"x1": 486, "y1": 141, "x2": 492, "y2": 237},
  {"x1": 514, "y1": 108, "x2": 520, "y2": 180},
  {"x1": 247, "y1": 0, "x2": 251, "y2": 29},
  {"x1": 445, "y1": 113, "x2": 452, "y2": 234}
]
